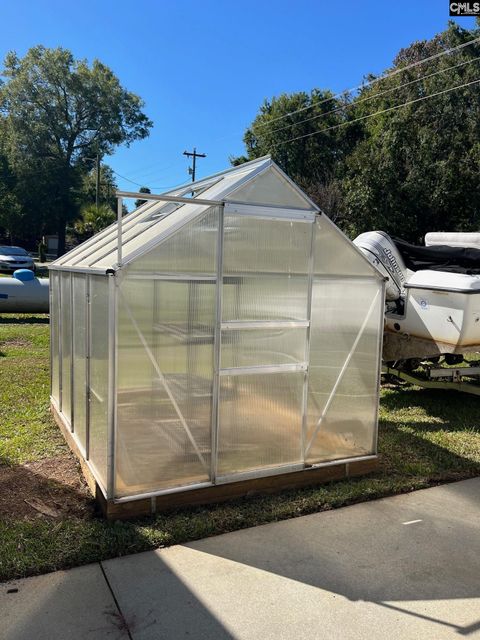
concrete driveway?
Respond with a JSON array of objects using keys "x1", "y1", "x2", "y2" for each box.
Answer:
[{"x1": 2, "y1": 477, "x2": 480, "y2": 639}]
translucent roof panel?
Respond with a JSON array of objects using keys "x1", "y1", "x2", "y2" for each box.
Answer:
[
  {"x1": 127, "y1": 207, "x2": 219, "y2": 275},
  {"x1": 52, "y1": 157, "x2": 318, "y2": 272}
]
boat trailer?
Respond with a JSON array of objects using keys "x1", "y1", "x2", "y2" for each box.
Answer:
[{"x1": 383, "y1": 361, "x2": 480, "y2": 396}]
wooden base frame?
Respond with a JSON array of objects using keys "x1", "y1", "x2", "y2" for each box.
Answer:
[{"x1": 51, "y1": 402, "x2": 379, "y2": 521}]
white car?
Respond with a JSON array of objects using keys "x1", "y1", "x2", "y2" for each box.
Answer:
[{"x1": 0, "y1": 246, "x2": 35, "y2": 273}]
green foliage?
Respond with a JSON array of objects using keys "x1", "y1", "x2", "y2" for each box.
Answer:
[
  {"x1": 135, "y1": 185, "x2": 151, "y2": 208},
  {"x1": 79, "y1": 162, "x2": 118, "y2": 211},
  {"x1": 73, "y1": 203, "x2": 116, "y2": 240},
  {"x1": 236, "y1": 21, "x2": 480, "y2": 241},
  {"x1": 0, "y1": 46, "x2": 153, "y2": 254},
  {"x1": 0, "y1": 145, "x2": 23, "y2": 244},
  {"x1": 232, "y1": 89, "x2": 353, "y2": 224},
  {"x1": 342, "y1": 22, "x2": 480, "y2": 241}
]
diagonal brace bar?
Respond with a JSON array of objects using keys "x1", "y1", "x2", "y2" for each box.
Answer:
[
  {"x1": 119, "y1": 290, "x2": 208, "y2": 472},
  {"x1": 305, "y1": 290, "x2": 380, "y2": 457}
]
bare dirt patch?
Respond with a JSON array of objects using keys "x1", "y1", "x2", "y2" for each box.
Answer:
[
  {"x1": 0, "y1": 454, "x2": 94, "y2": 520},
  {"x1": 0, "y1": 338, "x2": 32, "y2": 349}
]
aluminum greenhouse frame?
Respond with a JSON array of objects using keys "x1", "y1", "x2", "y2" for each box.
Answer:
[{"x1": 49, "y1": 157, "x2": 385, "y2": 518}]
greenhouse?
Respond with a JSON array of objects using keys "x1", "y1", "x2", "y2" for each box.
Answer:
[{"x1": 49, "y1": 157, "x2": 385, "y2": 517}]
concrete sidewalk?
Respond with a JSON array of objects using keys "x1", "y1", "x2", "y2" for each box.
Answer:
[{"x1": 2, "y1": 478, "x2": 480, "y2": 640}]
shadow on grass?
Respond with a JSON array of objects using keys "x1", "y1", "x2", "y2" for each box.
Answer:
[
  {"x1": 381, "y1": 384, "x2": 480, "y2": 431},
  {"x1": 0, "y1": 315, "x2": 49, "y2": 325},
  {"x1": 1, "y1": 384, "x2": 480, "y2": 587}
]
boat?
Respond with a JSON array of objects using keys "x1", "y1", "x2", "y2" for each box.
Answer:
[{"x1": 353, "y1": 231, "x2": 480, "y2": 369}]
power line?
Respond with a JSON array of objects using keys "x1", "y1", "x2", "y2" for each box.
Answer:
[
  {"x1": 256, "y1": 54, "x2": 480, "y2": 139},
  {"x1": 123, "y1": 158, "x2": 185, "y2": 180},
  {"x1": 251, "y1": 35, "x2": 480, "y2": 133},
  {"x1": 111, "y1": 169, "x2": 179, "y2": 191},
  {"x1": 109, "y1": 37, "x2": 480, "y2": 188},
  {"x1": 111, "y1": 170, "x2": 146, "y2": 187},
  {"x1": 272, "y1": 76, "x2": 480, "y2": 148}
]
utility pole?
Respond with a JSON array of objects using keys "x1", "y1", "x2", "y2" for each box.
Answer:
[
  {"x1": 183, "y1": 147, "x2": 206, "y2": 183},
  {"x1": 95, "y1": 154, "x2": 101, "y2": 212}
]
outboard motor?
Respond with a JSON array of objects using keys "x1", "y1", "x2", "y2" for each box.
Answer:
[{"x1": 354, "y1": 231, "x2": 408, "y2": 313}]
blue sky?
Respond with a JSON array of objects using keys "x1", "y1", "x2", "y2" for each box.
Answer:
[{"x1": 0, "y1": 0, "x2": 476, "y2": 194}]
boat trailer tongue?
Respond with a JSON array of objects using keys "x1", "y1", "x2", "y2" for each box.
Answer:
[{"x1": 383, "y1": 361, "x2": 480, "y2": 396}]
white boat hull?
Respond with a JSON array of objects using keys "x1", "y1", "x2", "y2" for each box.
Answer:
[{"x1": 384, "y1": 270, "x2": 480, "y2": 359}]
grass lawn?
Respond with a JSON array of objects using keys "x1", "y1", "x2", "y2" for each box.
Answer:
[{"x1": 1, "y1": 315, "x2": 480, "y2": 583}]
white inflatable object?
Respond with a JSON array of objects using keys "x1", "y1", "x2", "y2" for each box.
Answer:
[{"x1": 0, "y1": 270, "x2": 49, "y2": 313}]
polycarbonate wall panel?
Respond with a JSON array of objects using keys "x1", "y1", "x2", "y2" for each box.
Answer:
[
  {"x1": 217, "y1": 372, "x2": 304, "y2": 476},
  {"x1": 222, "y1": 216, "x2": 311, "y2": 321},
  {"x1": 223, "y1": 275, "x2": 310, "y2": 322},
  {"x1": 223, "y1": 215, "x2": 311, "y2": 276},
  {"x1": 72, "y1": 274, "x2": 87, "y2": 451},
  {"x1": 306, "y1": 279, "x2": 381, "y2": 464},
  {"x1": 221, "y1": 328, "x2": 307, "y2": 369},
  {"x1": 314, "y1": 217, "x2": 374, "y2": 276},
  {"x1": 117, "y1": 278, "x2": 155, "y2": 394},
  {"x1": 115, "y1": 277, "x2": 215, "y2": 497},
  {"x1": 50, "y1": 271, "x2": 60, "y2": 405},
  {"x1": 88, "y1": 275, "x2": 109, "y2": 488},
  {"x1": 60, "y1": 272, "x2": 72, "y2": 424},
  {"x1": 229, "y1": 169, "x2": 311, "y2": 209},
  {"x1": 127, "y1": 207, "x2": 218, "y2": 275}
]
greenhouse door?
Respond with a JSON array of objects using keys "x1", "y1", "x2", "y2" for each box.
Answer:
[{"x1": 215, "y1": 205, "x2": 315, "y2": 481}]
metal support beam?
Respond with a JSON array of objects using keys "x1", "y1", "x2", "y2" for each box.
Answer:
[
  {"x1": 301, "y1": 222, "x2": 316, "y2": 463},
  {"x1": 221, "y1": 320, "x2": 309, "y2": 330},
  {"x1": 117, "y1": 196, "x2": 123, "y2": 268},
  {"x1": 106, "y1": 274, "x2": 117, "y2": 497},
  {"x1": 69, "y1": 272, "x2": 74, "y2": 433},
  {"x1": 58, "y1": 272, "x2": 63, "y2": 412},
  {"x1": 115, "y1": 190, "x2": 222, "y2": 206},
  {"x1": 85, "y1": 276, "x2": 91, "y2": 460},
  {"x1": 219, "y1": 363, "x2": 308, "y2": 376},
  {"x1": 211, "y1": 206, "x2": 224, "y2": 484}
]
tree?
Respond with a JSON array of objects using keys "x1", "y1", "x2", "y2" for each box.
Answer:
[
  {"x1": 80, "y1": 163, "x2": 118, "y2": 212},
  {"x1": 231, "y1": 89, "x2": 360, "y2": 222},
  {"x1": 235, "y1": 21, "x2": 480, "y2": 241},
  {"x1": 73, "y1": 203, "x2": 116, "y2": 241},
  {"x1": 0, "y1": 142, "x2": 19, "y2": 243},
  {"x1": 135, "y1": 186, "x2": 151, "y2": 208},
  {"x1": 342, "y1": 21, "x2": 480, "y2": 241},
  {"x1": 0, "y1": 46, "x2": 153, "y2": 255}
]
